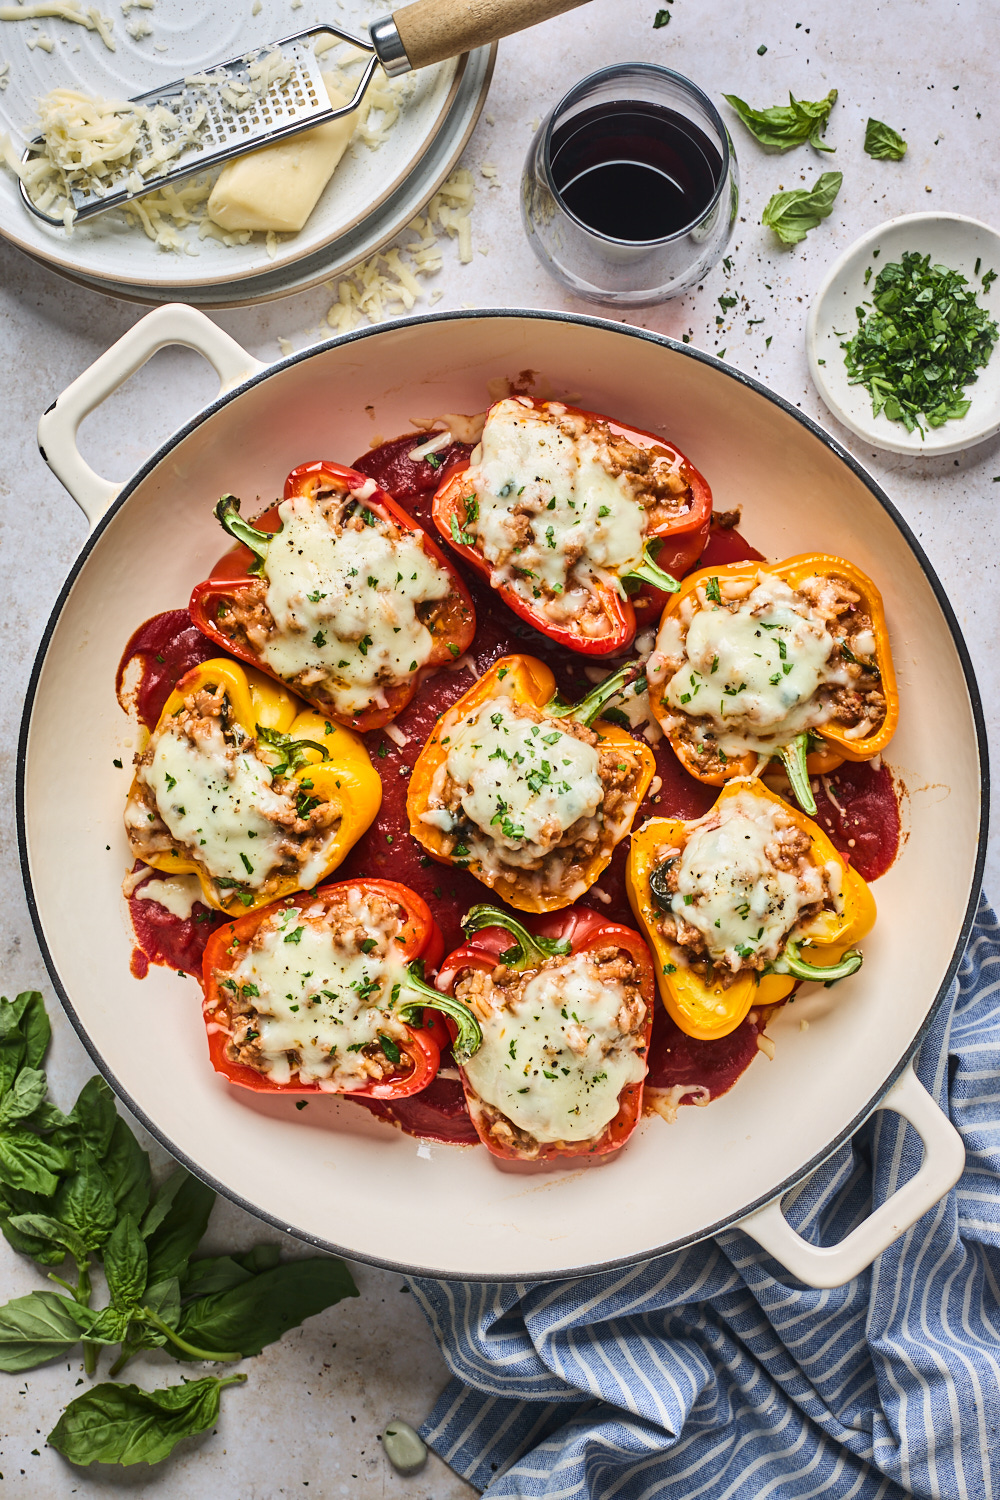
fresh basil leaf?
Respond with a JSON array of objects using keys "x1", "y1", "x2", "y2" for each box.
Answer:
[
  {"x1": 724, "y1": 88, "x2": 837, "y2": 152},
  {"x1": 26, "y1": 1101, "x2": 72, "y2": 1134},
  {"x1": 235, "y1": 1243, "x2": 282, "y2": 1275},
  {"x1": 864, "y1": 117, "x2": 907, "y2": 161},
  {"x1": 104, "y1": 1214, "x2": 148, "y2": 1311},
  {"x1": 54, "y1": 1147, "x2": 117, "y2": 1253},
  {"x1": 0, "y1": 1131, "x2": 72, "y2": 1195},
  {"x1": 144, "y1": 1172, "x2": 215, "y2": 1286},
  {"x1": 88, "y1": 1305, "x2": 134, "y2": 1344},
  {"x1": 7, "y1": 1212, "x2": 89, "y2": 1266},
  {"x1": 64, "y1": 1076, "x2": 119, "y2": 1156},
  {"x1": 182, "y1": 1256, "x2": 254, "y2": 1301},
  {"x1": 761, "y1": 171, "x2": 843, "y2": 245},
  {"x1": 0, "y1": 1068, "x2": 48, "y2": 1127},
  {"x1": 140, "y1": 1167, "x2": 186, "y2": 1239},
  {"x1": 175, "y1": 1258, "x2": 358, "y2": 1360},
  {"x1": 0, "y1": 1004, "x2": 27, "y2": 1100},
  {"x1": 0, "y1": 1207, "x2": 66, "y2": 1266},
  {"x1": 47, "y1": 1374, "x2": 245, "y2": 1467},
  {"x1": 103, "y1": 1117, "x2": 152, "y2": 1220},
  {"x1": 0, "y1": 1289, "x2": 96, "y2": 1372},
  {"x1": 143, "y1": 1277, "x2": 181, "y2": 1333},
  {"x1": 8, "y1": 992, "x2": 50, "y2": 1073}
]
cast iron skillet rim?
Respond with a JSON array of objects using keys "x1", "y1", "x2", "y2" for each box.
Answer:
[{"x1": 16, "y1": 307, "x2": 989, "y2": 1284}]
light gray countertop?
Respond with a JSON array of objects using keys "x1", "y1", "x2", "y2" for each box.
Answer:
[{"x1": 1, "y1": 0, "x2": 997, "y2": 1492}]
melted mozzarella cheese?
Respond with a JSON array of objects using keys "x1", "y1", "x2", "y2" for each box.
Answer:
[
  {"x1": 135, "y1": 874, "x2": 203, "y2": 920},
  {"x1": 471, "y1": 399, "x2": 646, "y2": 605},
  {"x1": 671, "y1": 790, "x2": 831, "y2": 969},
  {"x1": 230, "y1": 900, "x2": 411, "y2": 1088},
  {"x1": 659, "y1": 574, "x2": 851, "y2": 756},
  {"x1": 430, "y1": 705, "x2": 603, "y2": 868},
  {"x1": 462, "y1": 954, "x2": 646, "y2": 1142},
  {"x1": 138, "y1": 720, "x2": 291, "y2": 888},
  {"x1": 261, "y1": 494, "x2": 452, "y2": 713}
]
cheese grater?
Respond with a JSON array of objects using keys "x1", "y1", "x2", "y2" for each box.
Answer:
[{"x1": 19, "y1": 0, "x2": 592, "y2": 227}]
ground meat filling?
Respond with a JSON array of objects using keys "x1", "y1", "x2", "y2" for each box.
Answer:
[
  {"x1": 652, "y1": 790, "x2": 843, "y2": 987},
  {"x1": 211, "y1": 483, "x2": 454, "y2": 716},
  {"x1": 125, "y1": 683, "x2": 341, "y2": 908},
  {"x1": 650, "y1": 569, "x2": 887, "y2": 777},
  {"x1": 454, "y1": 946, "x2": 647, "y2": 1154},
  {"x1": 421, "y1": 697, "x2": 645, "y2": 901},
  {"x1": 216, "y1": 889, "x2": 414, "y2": 1089},
  {"x1": 458, "y1": 398, "x2": 696, "y2": 637}
]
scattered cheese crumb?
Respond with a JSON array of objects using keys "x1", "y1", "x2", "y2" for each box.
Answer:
[
  {"x1": 324, "y1": 167, "x2": 476, "y2": 332},
  {"x1": 277, "y1": 335, "x2": 294, "y2": 355},
  {"x1": 26, "y1": 27, "x2": 53, "y2": 45},
  {"x1": 290, "y1": 0, "x2": 302, "y2": 8},
  {"x1": 124, "y1": 14, "x2": 151, "y2": 37},
  {"x1": 0, "y1": 0, "x2": 115, "y2": 51},
  {"x1": 251, "y1": 0, "x2": 260, "y2": 10},
  {"x1": 484, "y1": 112, "x2": 494, "y2": 125}
]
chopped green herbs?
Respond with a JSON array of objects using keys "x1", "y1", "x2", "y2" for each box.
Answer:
[
  {"x1": 653, "y1": 6, "x2": 670, "y2": 26},
  {"x1": 840, "y1": 251, "x2": 999, "y2": 434},
  {"x1": 863, "y1": 118, "x2": 907, "y2": 161},
  {"x1": 761, "y1": 171, "x2": 842, "y2": 245},
  {"x1": 705, "y1": 576, "x2": 722, "y2": 604},
  {"x1": 724, "y1": 89, "x2": 837, "y2": 153}
]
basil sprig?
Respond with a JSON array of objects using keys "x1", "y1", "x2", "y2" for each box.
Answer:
[
  {"x1": 0, "y1": 989, "x2": 358, "y2": 1466},
  {"x1": 863, "y1": 118, "x2": 907, "y2": 161},
  {"x1": 724, "y1": 89, "x2": 837, "y2": 153},
  {"x1": 762, "y1": 171, "x2": 843, "y2": 245}
]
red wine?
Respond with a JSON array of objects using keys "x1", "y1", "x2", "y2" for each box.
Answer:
[{"x1": 550, "y1": 100, "x2": 723, "y2": 242}]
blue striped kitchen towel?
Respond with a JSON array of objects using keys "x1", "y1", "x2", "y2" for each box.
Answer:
[{"x1": 410, "y1": 896, "x2": 1000, "y2": 1500}]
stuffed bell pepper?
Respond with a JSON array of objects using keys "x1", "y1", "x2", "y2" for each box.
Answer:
[
  {"x1": 124, "y1": 658, "x2": 381, "y2": 914},
  {"x1": 626, "y1": 779, "x2": 877, "y2": 1041},
  {"x1": 406, "y1": 654, "x2": 656, "y2": 912},
  {"x1": 201, "y1": 878, "x2": 482, "y2": 1097},
  {"x1": 434, "y1": 904, "x2": 654, "y2": 1160},
  {"x1": 432, "y1": 396, "x2": 713, "y2": 655},
  {"x1": 647, "y1": 554, "x2": 898, "y2": 813},
  {"x1": 189, "y1": 460, "x2": 476, "y2": 732}
]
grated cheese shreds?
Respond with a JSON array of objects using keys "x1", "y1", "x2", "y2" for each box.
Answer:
[
  {"x1": 323, "y1": 167, "x2": 476, "y2": 336},
  {"x1": 26, "y1": 29, "x2": 53, "y2": 47},
  {"x1": 124, "y1": 15, "x2": 150, "y2": 37},
  {"x1": 0, "y1": 1, "x2": 115, "y2": 50}
]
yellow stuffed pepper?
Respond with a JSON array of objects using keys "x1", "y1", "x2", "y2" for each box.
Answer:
[
  {"x1": 647, "y1": 553, "x2": 898, "y2": 815},
  {"x1": 124, "y1": 657, "x2": 381, "y2": 914},
  {"x1": 626, "y1": 778, "x2": 876, "y2": 1040},
  {"x1": 407, "y1": 654, "x2": 655, "y2": 913}
]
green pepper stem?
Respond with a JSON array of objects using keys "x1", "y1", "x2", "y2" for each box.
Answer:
[
  {"x1": 779, "y1": 732, "x2": 817, "y2": 815},
  {"x1": 622, "y1": 543, "x2": 681, "y2": 595},
  {"x1": 545, "y1": 663, "x2": 647, "y2": 728},
  {"x1": 140, "y1": 1307, "x2": 242, "y2": 1364},
  {"x1": 215, "y1": 495, "x2": 271, "y2": 573},
  {"x1": 256, "y1": 725, "x2": 330, "y2": 777},
  {"x1": 395, "y1": 967, "x2": 483, "y2": 1062},
  {"x1": 461, "y1": 905, "x2": 572, "y2": 969},
  {"x1": 769, "y1": 939, "x2": 863, "y2": 985}
]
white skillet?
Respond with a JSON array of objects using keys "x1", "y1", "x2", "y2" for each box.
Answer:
[{"x1": 20, "y1": 306, "x2": 981, "y2": 1285}]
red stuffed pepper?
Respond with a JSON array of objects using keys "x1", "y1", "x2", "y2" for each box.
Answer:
[
  {"x1": 432, "y1": 396, "x2": 712, "y2": 655},
  {"x1": 434, "y1": 904, "x2": 655, "y2": 1161},
  {"x1": 201, "y1": 878, "x2": 482, "y2": 1098},
  {"x1": 189, "y1": 460, "x2": 476, "y2": 733}
]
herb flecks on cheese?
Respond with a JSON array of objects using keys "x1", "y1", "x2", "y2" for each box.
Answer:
[
  {"x1": 661, "y1": 789, "x2": 843, "y2": 974},
  {"x1": 225, "y1": 891, "x2": 412, "y2": 1089},
  {"x1": 459, "y1": 399, "x2": 688, "y2": 635},
  {"x1": 459, "y1": 951, "x2": 647, "y2": 1144},
  {"x1": 653, "y1": 570, "x2": 886, "y2": 767},
  {"x1": 254, "y1": 490, "x2": 452, "y2": 715}
]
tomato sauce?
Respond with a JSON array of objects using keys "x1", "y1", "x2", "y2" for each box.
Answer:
[
  {"x1": 116, "y1": 431, "x2": 901, "y2": 1144},
  {"x1": 126, "y1": 865, "x2": 227, "y2": 978}
]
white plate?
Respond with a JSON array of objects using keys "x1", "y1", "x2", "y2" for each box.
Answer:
[
  {"x1": 0, "y1": 0, "x2": 462, "y2": 290},
  {"x1": 806, "y1": 213, "x2": 1000, "y2": 456},
  {"x1": 19, "y1": 42, "x2": 494, "y2": 307}
]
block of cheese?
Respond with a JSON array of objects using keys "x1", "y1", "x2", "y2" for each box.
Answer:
[{"x1": 206, "y1": 76, "x2": 367, "y2": 233}]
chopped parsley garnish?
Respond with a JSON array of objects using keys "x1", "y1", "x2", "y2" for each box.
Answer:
[
  {"x1": 378, "y1": 1033, "x2": 401, "y2": 1065},
  {"x1": 164, "y1": 772, "x2": 176, "y2": 791},
  {"x1": 306, "y1": 589, "x2": 327, "y2": 603},
  {"x1": 450, "y1": 513, "x2": 475, "y2": 547},
  {"x1": 840, "y1": 251, "x2": 999, "y2": 434},
  {"x1": 283, "y1": 926, "x2": 304, "y2": 944},
  {"x1": 360, "y1": 938, "x2": 378, "y2": 954},
  {"x1": 705, "y1": 576, "x2": 722, "y2": 604},
  {"x1": 358, "y1": 634, "x2": 373, "y2": 656},
  {"x1": 240, "y1": 853, "x2": 254, "y2": 874},
  {"x1": 312, "y1": 630, "x2": 327, "y2": 647}
]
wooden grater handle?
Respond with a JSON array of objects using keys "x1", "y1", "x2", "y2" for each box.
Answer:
[{"x1": 387, "y1": 0, "x2": 593, "y2": 73}]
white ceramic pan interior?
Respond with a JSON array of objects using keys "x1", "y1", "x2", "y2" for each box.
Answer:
[{"x1": 20, "y1": 308, "x2": 982, "y2": 1284}]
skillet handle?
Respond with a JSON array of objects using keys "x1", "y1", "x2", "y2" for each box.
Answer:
[
  {"x1": 374, "y1": 0, "x2": 591, "y2": 75},
  {"x1": 37, "y1": 304, "x2": 267, "y2": 530},
  {"x1": 737, "y1": 1062, "x2": 964, "y2": 1288}
]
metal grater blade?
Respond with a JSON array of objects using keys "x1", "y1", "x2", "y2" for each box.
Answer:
[{"x1": 19, "y1": 25, "x2": 377, "y2": 226}]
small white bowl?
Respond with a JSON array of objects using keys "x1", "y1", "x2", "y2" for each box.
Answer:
[{"x1": 806, "y1": 212, "x2": 1000, "y2": 455}]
